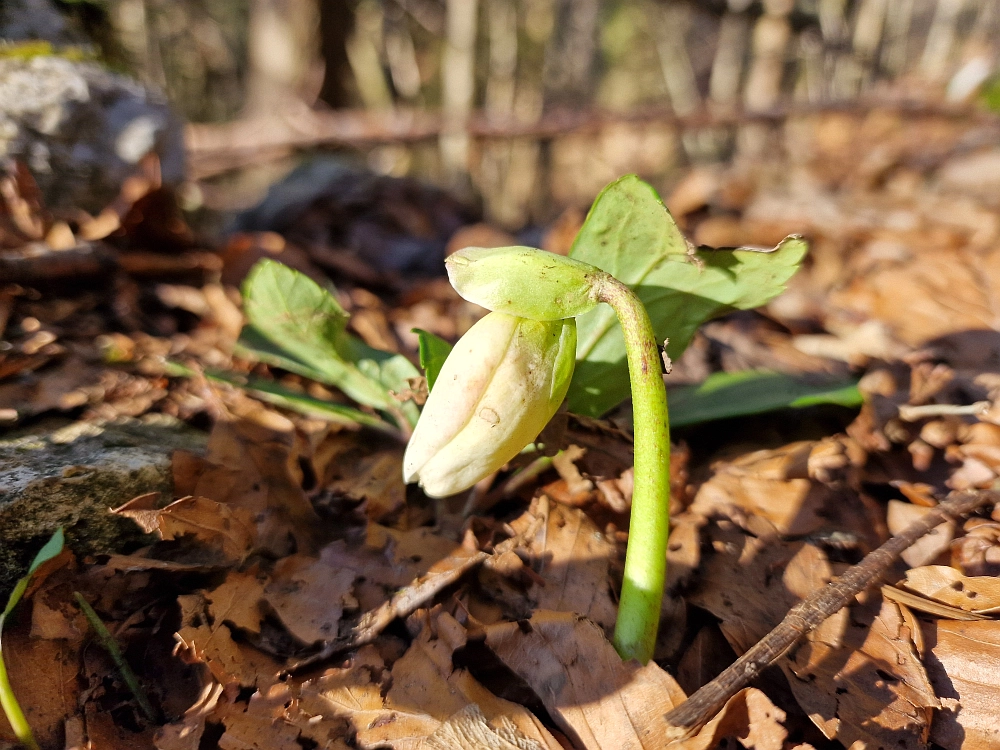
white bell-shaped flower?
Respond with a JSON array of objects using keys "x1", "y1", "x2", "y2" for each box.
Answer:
[{"x1": 403, "y1": 311, "x2": 576, "y2": 497}]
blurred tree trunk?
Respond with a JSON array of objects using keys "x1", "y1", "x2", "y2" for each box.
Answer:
[
  {"x1": 245, "y1": 0, "x2": 322, "y2": 115},
  {"x1": 318, "y1": 0, "x2": 355, "y2": 107},
  {"x1": 543, "y1": 0, "x2": 600, "y2": 108}
]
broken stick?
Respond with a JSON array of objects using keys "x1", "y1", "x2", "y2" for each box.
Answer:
[
  {"x1": 286, "y1": 509, "x2": 545, "y2": 673},
  {"x1": 663, "y1": 488, "x2": 999, "y2": 740}
]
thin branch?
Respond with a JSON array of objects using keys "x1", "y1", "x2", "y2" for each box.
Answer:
[
  {"x1": 898, "y1": 401, "x2": 990, "y2": 421},
  {"x1": 286, "y1": 510, "x2": 545, "y2": 673},
  {"x1": 185, "y1": 99, "x2": 1000, "y2": 179},
  {"x1": 662, "y1": 488, "x2": 999, "y2": 741}
]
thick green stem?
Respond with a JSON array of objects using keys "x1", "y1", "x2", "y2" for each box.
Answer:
[{"x1": 597, "y1": 277, "x2": 671, "y2": 664}]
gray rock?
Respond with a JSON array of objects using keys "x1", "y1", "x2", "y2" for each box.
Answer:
[
  {"x1": 0, "y1": 418, "x2": 206, "y2": 597},
  {"x1": 0, "y1": 0, "x2": 84, "y2": 46},
  {"x1": 0, "y1": 55, "x2": 185, "y2": 212}
]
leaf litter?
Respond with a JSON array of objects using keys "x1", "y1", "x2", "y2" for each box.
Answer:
[{"x1": 7, "y1": 110, "x2": 1000, "y2": 749}]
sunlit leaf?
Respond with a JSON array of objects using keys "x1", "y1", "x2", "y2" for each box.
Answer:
[
  {"x1": 240, "y1": 260, "x2": 418, "y2": 426},
  {"x1": 413, "y1": 328, "x2": 452, "y2": 391},
  {"x1": 568, "y1": 175, "x2": 806, "y2": 416},
  {"x1": 164, "y1": 361, "x2": 402, "y2": 437}
]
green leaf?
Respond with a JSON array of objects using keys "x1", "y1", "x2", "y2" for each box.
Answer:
[
  {"x1": 163, "y1": 361, "x2": 402, "y2": 437},
  {"x1": 0, "y1": 528, "x2": 64, "y2": 750},
  {"x1": 667, "y1": 370, "x2": 862, "y2": 427},
  {"x1": 240, "y1": 260, "x2": 419, "y2": 426},
  {"x1": 414, "y1": 329, "x2": 452, "y2": 390},
  {"x1": 568, "y1": 175, "x2": 807, "y2": 416}
]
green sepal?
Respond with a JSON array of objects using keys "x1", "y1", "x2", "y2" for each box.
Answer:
[{"x1": 446, "y1": 246, "x2": 604, "y2": 321}]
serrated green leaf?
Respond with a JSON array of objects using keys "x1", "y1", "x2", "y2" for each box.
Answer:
[
  {"x1": 239, "y1": 260, "x2": 418, "y2": 426},
  {"x1": 667, "y1": 370, "x2": 862, "y2": 427},
  {"x1": 414, "y1": 329, "x2": 452, "y2": 390},
  {"x1": 568, "y1": 175, "x2": 807, "y2": 416}
]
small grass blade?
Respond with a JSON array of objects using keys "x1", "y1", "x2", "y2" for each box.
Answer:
[
  {"x1": 73, "y1": 593, "x2": 156, "y2": 723},
  {"x1": 0, "y1": 528, "x2": 66, "y2": 750}
]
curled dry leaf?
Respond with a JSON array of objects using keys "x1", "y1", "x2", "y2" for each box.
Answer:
[
  {"x1": 118, "y1": 495, "x2": 256, "y2": 563},
  {"x1": 689, "y1": 439, "x2": 878, "y2": 543},
  {"x1": 689, "y1": 521, "x2": 939, "y2": 748},
  {"x1": 782, "y1": 597, "x2": 939, "y2": 749},
  {"x1": 485, "y1": 495, "x2": 618, "y2": 632},
  {"x1": 173, "y1": 592, "x2": 285, "y2": 692},
  {"x1": 921, "y1": 618, "x2": 1000, "y2": 750},
  {"x1": 300, "y1": 612, "x2": 562, "y2": 750},
  {"x1": 887, "y1": 500, "x2": 955, "y2": 568},
  {"x1": 902, "y1": 565, "x2": 1000, "y2": 615},
  {"x1": 483, "y1": 610, "x2": 788, "y2": 750},
  {"x1": 263, "y1": 554, "x2": 357, "y2": 645}
]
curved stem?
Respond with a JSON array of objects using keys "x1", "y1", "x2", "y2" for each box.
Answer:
[{"x1": 596, "y1": 277, "x2": 671, "y2": 664}]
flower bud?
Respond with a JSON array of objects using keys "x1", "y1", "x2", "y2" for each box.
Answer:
[
  {"x1": 403, "y1": 311, "x2": 576, "y2": 497},
  {"x1": 446, "y1": 246, "x2": 604, "y2": 321}
]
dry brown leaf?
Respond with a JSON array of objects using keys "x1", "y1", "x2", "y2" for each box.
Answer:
[
  {"x1": 263, "y1": 553, "x2": 356, "y2": 645},
  {"x1": 688, "y1": 522, "x2": 833, "y2": 654},
  {"x1": 0, "y1": 617, "x2": 81, "y2": 748},
  {"x1": 902, "y1": 565, "x2": 1000, "y2": 614},
  {"x1": 155, "y1": 682, "x2": 224, "y2": 750},
  {"x1": 782, "y1": 597, "x2": 939, "y2": 749},
  {"x1": 689, "y1": 521, "x2": 939, "y2": 747},
  {"x1": 487, "y1": 495, "x2": 618, "y2": 631},
  {"x1": 322, "y1": 442, "x2": 408, "y2": 523},
  {"x1": 417, "y1": 704, "x2": 544, "y2": 749},
  {"x1": 887, "y1": 500, "x2": 955, "y2": 568},
  {"x1": 174, "y1": 593, "x2": 284, "y2": 692},
  {"x1": 689, "y1": 441, "x2": 879, "y2": 544},
  {"x1": 188, "y1": 413, "x2": 323, "y2": 553},
  {"x1": 206, "y1": 569, "x2": 268, "y2": 636},
  {"x1": 300, "y1": 613, "x2": 562, "y2": 749},
  {"x1": 152, "y1": 496, "x2": 256, "y2": 561},
  {"x1": 483, "y1": 611, "x2": 788, "y2": 750},
  {"x1": 921, "y1": 618, "x2": 1000, "y2": 750}
]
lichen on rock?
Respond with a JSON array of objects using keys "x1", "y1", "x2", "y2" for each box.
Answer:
[{"x1": 0, "y1": 417, "x2": 205, "y2": 597}]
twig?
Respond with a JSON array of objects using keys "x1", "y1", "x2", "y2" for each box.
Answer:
[
  {"x1": 897, "y1": 401, "x2": 990, "y2": 421},
  {"x1": 185, "y1": 100, "x2": 1000, "y2": 179},
  {"x1": 74, "y1": 593, "x2": 157, "y2": 722},
  {"x1": 286, "y1": 511, "x2": 544, "y2": 672},
  {"x1": 662, "y1": 488, "x2": 999, "y2": 740}
]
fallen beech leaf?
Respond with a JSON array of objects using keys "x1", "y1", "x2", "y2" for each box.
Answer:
[
  {"x1": 0, "y1": 623, "x2": 80, "y2": 749},
  {"x1": 782, "y1": 597, "x2": 939, "y2": 749},
  {"x1": 188, "y1": 413, "x2": 324, "y2": 553},
  {"x1": 688, "y1": 523, "x2": 833, "y2": 654},
  {"x1": 902, "y1": 565, "x2": 1000, "y2": 614},
  {"x1": 324, "y1": 445, "x2": 407, "y2": 523},
  {"x1": 263, "y1": 554, "x2": 356, "y2": 645},
  {"x1": 301, "y1": 614, "x2": 562, "y2": 749},
  {"x1": 418, "y1": 704, "x2": 544, "y2": 750},
  {"x1": 490, "y1": 495, "x2": 618, "y2": 631},
  {"x1": 689, "y1": 440, "x2": 879, "y2": 543},
  {"x1": 206, "y1": 570, "x2": 268, "y2": 636},
  {"x1": 921, "y1": 619, "x2": 1000, "y2": 750},
  {"x1": 484, "y1": 610, "x2": 788, "y2": 750},
  {"x1": 174, "y1": 593, "x2": 284, "y2": 692},
  {"x1": 152, "y1": 496, "x2": 256, "y2": 562},
  {"x1": 887, "y1": 501, "x2": 955, "y2": 568},
  {"x1": 155, "y1": 682, "x2": 224, "y2": 750},
  {"x1": 689, "y1": 522, "x2": 938, "y2": 747}
]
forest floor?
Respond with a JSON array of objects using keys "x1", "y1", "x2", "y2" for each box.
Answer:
[{"x1": 4, "y1": 108, "x2": 1000, "y2": 750}]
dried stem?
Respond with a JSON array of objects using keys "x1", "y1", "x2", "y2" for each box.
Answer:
[{"x1": 662, "y1": 488, "x2": 999, "y2": 740}]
